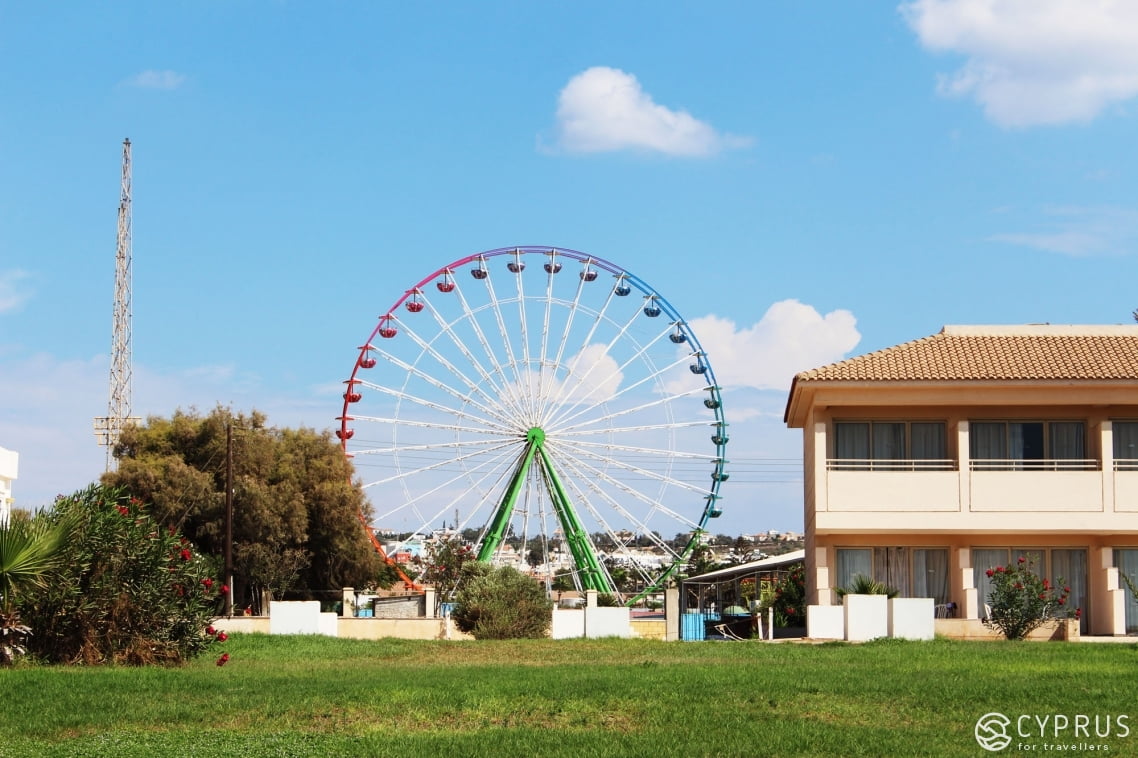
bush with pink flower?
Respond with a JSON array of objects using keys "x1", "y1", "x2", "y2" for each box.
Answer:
[
  {"x1": 983, "y1": 556, "x2": 1077, "y2": 640},
  {"x1": 16, "y1": 485, "x2": 227, "y2": 665}
]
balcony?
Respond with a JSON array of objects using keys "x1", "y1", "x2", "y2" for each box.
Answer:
[
  {"x1": 825, "y1": 459, "x2": 959, "y2": 512},
  {"x1": 1115, "y1": 461, "x2": 1138, "y2": 512},
  {"x1": 968, "y1": 460, "x2": 1103, "y2": 512}
]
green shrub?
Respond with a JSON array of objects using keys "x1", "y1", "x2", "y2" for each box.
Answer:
[
  {"x1": 983, "y1": 557, "x2": 1075, "y2": 641},
  {"x1": 451, "y1": 564, "x2": 552, "y2": 639},
  {"x1": 836, "y1": 574, "x2": 899, "y2": 599},
  {"x1": 17, "y1": 485, "x2": 225, "y2": 665}
]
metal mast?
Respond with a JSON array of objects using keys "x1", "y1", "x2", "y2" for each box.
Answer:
[{"x1": 94, "y1": 138, "x2": 137, "y2": 470}]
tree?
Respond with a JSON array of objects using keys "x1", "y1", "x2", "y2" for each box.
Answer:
[
  {"x1": 103, "y1": 406, "x2": 382, "y2": 608},
  {"x1": 770, "y1": 563, "x2": 806, "y2": 627},
  {"x1": 17, "y1": 485, "x2": 224, "y2": 665},
  {"x1": 419, "y1": 536, "x2": 475, "y2": 613},
  {"x1": 451, "y1": 564, "x2": 553, "y2": 639},
  {"x1": 685, "y1": 544, "x2": 721, "y2": 577},
  {"x1": 0, "y1": 512, "x2": 73, "y2": 664}
]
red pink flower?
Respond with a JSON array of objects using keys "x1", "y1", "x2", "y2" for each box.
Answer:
[{"x1": 216, "y1": 653, "x2": 230, "y2": 666}]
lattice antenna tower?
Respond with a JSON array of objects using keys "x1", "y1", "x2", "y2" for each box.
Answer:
[{"x1": 94, "y1": 138, "x2": 138, "y2": 470}]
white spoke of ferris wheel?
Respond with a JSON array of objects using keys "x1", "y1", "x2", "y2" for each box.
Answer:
[
  {"x1": 551, "y1": 382, "x2": 704, "y2": 438},
  {"x1": 548, "y1": 451, "x2": 695, "y2": 579},
  {"x1": 374, "y1": 443, "x2": 519, "y2": 539},
  {"x1": 451, "y1": 272, "x2": 531, "y2": 422},
  {"x1": 547, "y1": 323, "x2": 684, "y2": 432},
  {"x1": 540, "y1": 291, "x2": 645, "y2": 429},
  {"x1": 549, "y1": 448, "x2": 681, "y2": 576},
  {"x1": 362, "y1": 436, "x2": 517, "y2": 488},
  {"x1": 511, "y1": 255, "x2": 538, "y2": 422},
  {"x1": 363, "y1": 344, "x2": 514, "y2": 429},
  {"x1": 414, "y1": 283, "x2": 512, "y2": 405},
  {"x1": 550, "y1": 437, "x2": 710, "y2": 514},
  {"x1": 349, "y1": 436, "x2": 517, "y2": 458},
  {"x1": 556, "y1": 419, "x2": 710, "y2": 437},
  {"x1": 554, "y1": 437, "x2": 713, "y2": 462},
  {"x1": 357, "y1": 379, "x2": 512, "y2": 435},
  {"x1": 384, "y1": 445, "x2": 520, "y2": 553},
  {"x1": 393, "y1": 309, "x2": 517, "y2": 425},
  {"x1": 535, "y1": 256, "x2": 561, "y2": 425},
  {"x1": 539, "y1": 459, "x2": 620, "y2": 591},
  {"x1": 475, "y1": 264, "x2": 532, "y2": 420},
  {"x1": 552, "y1": 268, "x2": 612, "y2": 373},
  {"x1": 347, "y1": 412, "x2": 517, "y2": 438}
]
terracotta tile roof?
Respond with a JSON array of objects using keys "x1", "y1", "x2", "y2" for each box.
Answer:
[{"x1": 794, "y1": 325, "x2": 1138, "y2": 383}]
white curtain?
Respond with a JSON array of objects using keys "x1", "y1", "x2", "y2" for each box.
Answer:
[
  {"x1": 836, "y1": 548, "x2": 872, "y2": 593},
  {"x1": 873, "y1": 546, "x2": 910, "y2": 597},
  {"x1": 1051, "y1": 549, "x2": 1088, "y2": 633},
  {"x1": 971, "y1": 423, "x2": 1006, "y2": 462},
  {"x1": 834, "y1": 423, "x2": 869, "y2": 466},
  {"x1": 872, "y1": 423, "x2": 905, "y2": 461},
  {"x1": 1050, "y1": 422, "x2": 1085, "y2": 461},
  {"x1": 973, "y1": 548, "x2": 1009, "y2": 618},
  {"x1": 914, "y1": 549, "x2": 949, "y2": 605},
  {"x1": 1114, "y1": 549, "x2": 1138, "y2": 634},
  {"x1": 911, "y1": 423, "x2": 946, "y2": 462}
]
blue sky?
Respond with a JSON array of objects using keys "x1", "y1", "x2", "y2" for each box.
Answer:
[{"x1": 2, "y1": 1, "x2": 1137, "y2": 534}]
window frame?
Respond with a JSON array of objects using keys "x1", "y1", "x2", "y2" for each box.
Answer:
[
  {"x1": 831, "y1": 420, "x2": 951, "y2": 471},
  {"x1": 834, "y1": 546, "x2": 950, "y2": 605},
  {"x1": 968, "y1": 419, "x2": 1092, "y2": 471},
  {"x1": 1113, "y1": 421, "x2": 1138, "y2": 471}
]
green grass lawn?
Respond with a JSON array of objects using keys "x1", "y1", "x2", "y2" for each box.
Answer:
[{"x1": 1, "y1": 634, "x2": 1135, "y2": 757}]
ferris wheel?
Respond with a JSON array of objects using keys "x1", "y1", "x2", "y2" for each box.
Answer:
[{"x1": 337, "y1": 246, "x2": 728, "y2": 602}]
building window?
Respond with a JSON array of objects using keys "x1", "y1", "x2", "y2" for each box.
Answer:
[
  {"x1": 835, "y1": 547, "x2": 949, "y2": 605},
  {"x1": 832, "y1": 421, "x2": 949, "y2": 470},
  {"x1": 1115, "y1": 549, "x2": 1138, "y2": 634},
  {"x1": 1114, "y1": 422, "x2": 1138, "y2": 471},
  {"x1": 973, "y1": 547, "x2": 1087, "y2": 632},
  {"x1": 969, "y1": 420, "x2": 1090, "y2": 470}
]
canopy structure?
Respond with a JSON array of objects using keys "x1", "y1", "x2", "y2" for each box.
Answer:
[{"x1": 681, "y1": 549, "x2": 805, "y2": 617}]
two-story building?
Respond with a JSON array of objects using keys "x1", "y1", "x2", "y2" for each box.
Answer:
[{"x1": 784, "y1": 324, "x2": 1138, "y2": 636}]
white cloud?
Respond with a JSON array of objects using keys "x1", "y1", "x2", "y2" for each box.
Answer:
[
  {"x1": 989, "y1": 205, "x2": 1138, "y2": 256},
  {"x1": 687, "y1": 300, "x2": 861, "y2": 392},
  {"x1": 502, "y1": 344, "x2": 624, "y2": 410},
  {"x1": 552, "y1": 66, "x2": 752, "y2": 156},
  {"x1": 0, "y1": 270, "x2": 31, "y2": 313},
  {"x1": 123, "y1": 69, "x2": 187, "y2": 90},
  {"x1": 901, "y1": 0, "x2": 1138, "y2": 127}
]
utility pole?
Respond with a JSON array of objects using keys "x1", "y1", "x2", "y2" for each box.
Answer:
[
  {"x1": 225, "y1": 422, "x2": 234, "y2": 617},
  {"x1": 94, "y1": 138, "x2": 139, "y2": 468}
]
